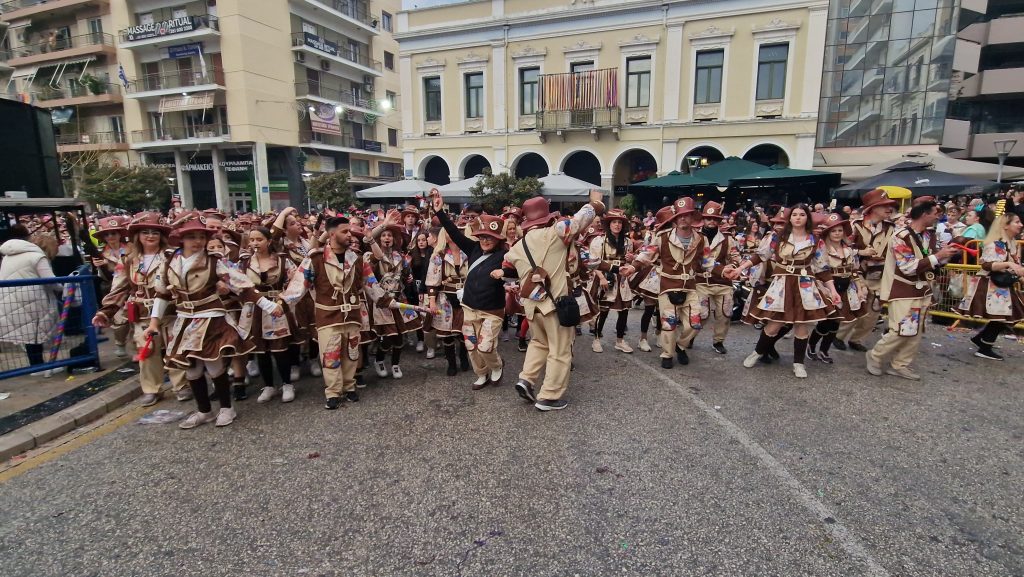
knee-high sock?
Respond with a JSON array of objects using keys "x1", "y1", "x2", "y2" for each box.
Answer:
[{"x1": 793, "y1": 338, "x2": 808, "y2": 364}]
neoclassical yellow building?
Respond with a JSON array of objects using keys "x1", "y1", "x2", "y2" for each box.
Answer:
[{"x1": 396, "y1": 0, "x2": 828, "y2": 200}]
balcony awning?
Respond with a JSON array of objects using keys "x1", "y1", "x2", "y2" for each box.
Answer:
[
  {"x1": 35, "y1": 56, "x2": 96, "y2": 86},
  {"x1": 159, "y1": 91, "x2": 215, "y2": 113}
]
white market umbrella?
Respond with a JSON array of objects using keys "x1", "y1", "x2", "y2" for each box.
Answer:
[
  {"x1": 355, "y1": 178, "x2": 437, "y2": 200},
  {"x1": 539, "y1": 172, "x2": 609, "y2": 198},
  {"x1": 436, "y1": 174, "x2": 485, "y2": 204}
]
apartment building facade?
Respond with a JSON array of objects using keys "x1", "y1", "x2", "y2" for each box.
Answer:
[
  {"x1": 1, "y1": 0, "x2": 404, "y2": 209},
  {"x1": 815, "y1": 0, "x2": 1024, "y2": 170},
  {"x1": 395, "y1": 0, "x2": 827, "y2": 199},
  {"x1": 1, "y1": 0, "x2": 129, "y2": 196}
]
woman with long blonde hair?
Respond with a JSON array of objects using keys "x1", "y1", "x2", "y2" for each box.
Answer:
[{"x1": 957, "y1": 208, "x2": 1024, "y2": 360}]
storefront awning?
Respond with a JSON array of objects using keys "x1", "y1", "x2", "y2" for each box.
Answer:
[{"x1": 159, "y1": 91, "x2": 215, "y2": 113}]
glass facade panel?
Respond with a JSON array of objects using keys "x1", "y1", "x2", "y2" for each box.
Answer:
[{"x1": 816, "y1": 0, "x2": 956, "y2": 148}]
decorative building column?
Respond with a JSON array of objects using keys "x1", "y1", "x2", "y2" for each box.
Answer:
[
  {"x1": 172, "y1": 149, "x2": 194, "y2": 209},
  {"x1": 211, "y1": 147, "x2": 231, "y2": 213},
  {"x1": 253, "y1": 142, "x2": 271, "y2": 211}
]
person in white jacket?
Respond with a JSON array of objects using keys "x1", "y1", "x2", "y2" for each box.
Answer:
[{"x1": 0, "y1": 224, "x2": 60, "y2": 374}]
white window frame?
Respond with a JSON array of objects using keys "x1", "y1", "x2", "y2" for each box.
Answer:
[
  {"x1": 416, "y1": 58, "x2": 446, "y2": 135},
  {"x1": 749, "y1": 20, "x2": 800, "y2": 118},
  {"x1": 687, "y1": 26, "x2": 734, "y2": 122},
  {"x1": 619, "y1": 34, "x2": 659, "y2": 123},
  {"x1": 511, "y1": 47, "x2": 546, "y2": 131},
  {"x1": 456, "y1": 54, "x2": 488, "y2": 133}
]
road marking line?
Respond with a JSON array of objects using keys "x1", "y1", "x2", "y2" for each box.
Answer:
[
  {"x1": 629, "y1": 356, "x2": 891, "y2": 577},
  {"x1": 0, "y1": 404, "x2": 148, "y2": 484}
]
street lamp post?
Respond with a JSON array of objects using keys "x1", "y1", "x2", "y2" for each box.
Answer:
[
  {"x1": 302, "y1": 172, "x2": 313, "y2": 214},
  {"x1": 994, "y1": 139, "x2": 1017, "y2": 184}
]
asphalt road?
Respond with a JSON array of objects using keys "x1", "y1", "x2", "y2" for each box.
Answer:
[{"x1": 0, "y1": 318, "x2": 1021, "y2": 577}]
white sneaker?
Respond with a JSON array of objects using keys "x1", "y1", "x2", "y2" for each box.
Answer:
[
  {"x1": 246, "y1": 359, "x2": 260, "y2": 377},
  {"x1": 391, "y1": 365, "x2": 403, "y2": 379},
  {"x1": 257, "y1": 386, "x2": 276, "y2": 403},
  {"x1": 793, "y1": 363, "x2": 808, "y2": 378},
  {"x1": 614, "y1": 341, "x2": 634, "y2": 354},
  {"x1": 743, "y1": 351, "x2": 761, "y2": 368},
  {"x1": 489, "y1": 364, "x2": 503, "y2": 382},
  {"x1": 115, "y1": 345, "x2": 127, "y2": 358},
  {"x1": 30, "y1": 369, "x2": 53, "y2": 377},
  {"x1": 281, "y1": 384, "x2": 295, "y2": 403},
  {"x1": 416, "y1": 341, "x2": 425, "y2": 352},
  {"x1": 308, "y1": 360, "x2": 322, "y2": 377},
  {"x1": 175, "y1": 389, "x2": 193, "y2": 402},
  {"x1": 139, "y1": 393, "x2": 159, "y2": 407},
  {"x1": 592, "y1": 339, "x2": 603, "y2": 353},
  {"x1": 374, "y1": 361, "x2": 388, "y2": 377},
  {"x1": 290, "y1": 365, "x2": 301, "y2": 383},
  {"x1": 638, "y1": 338, "x2": 651, "y2": 352},
  {"x1": 425, "y1": 348, "x2": 435, "y2": 359},
  {"x1": 215, "y1": 407, "x2": 237, "y2": 427},
  {"x1": 473, "y1": 374, "x2": 489, "y2": 387},
  {"x1": 179, "y1": 411, "x2": 216, "y2": 429}
]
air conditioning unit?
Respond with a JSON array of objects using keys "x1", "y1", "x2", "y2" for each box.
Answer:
[
  {"x1": 364, "y1": 83, "x2": 373, "y2": 94},
  {"x1": 320, "y1": 59, "x2": 331, "y2": 71},
  {"x1": 294, "y1": 52, "x2": 306, "y2": 63},
  {"x1": 363, "y1": 74, "x2": 374, "y2": 85}
]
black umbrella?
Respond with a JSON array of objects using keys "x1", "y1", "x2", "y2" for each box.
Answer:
[{"x1": 834, "y1": 166, "x2": 999, "y2": 199}]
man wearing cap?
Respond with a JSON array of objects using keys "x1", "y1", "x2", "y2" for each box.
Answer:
[
  {"x1": 692, "y1": 201, "x2": 741, "y2": 354},
  {"x1": 867, "y1": 199, "x2": 958, "y2": 380},
  {"x1": 835, "y1": 188, "x2": 898, "y2": 352},
  {"x1": 503, "y1": 190, "x2": 605, "y2": 411},
  {"x1": 633, "y1": 198, "x2": 707, "y2": 369}
]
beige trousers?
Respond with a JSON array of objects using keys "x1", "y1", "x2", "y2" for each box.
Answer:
[
  {"x1": 316, "y1": 325, "x2": 361, "y2": 398},
  {"x1": 463, "y1": 307, "x2": 503, "y2": 377},
  {"x1": 696, "y1": 283, "x2": 733, "y2": 343},
  {"x1": 133, "y1": 320, "x2": 186, "y2": 395},
  {"x1": 837, "y1": 277, "x2": 881, "y2": 344},
  {"x1": 519, "y1": 308, "x2": 574, "y2": 401},
  {"x1": 658, "y1": 291, "x2": 701, "y2": 359},
  {"x1": 867, "y1": 297, "x2": 930, "y2": 370}
]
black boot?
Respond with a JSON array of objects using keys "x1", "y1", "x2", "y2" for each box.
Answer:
[
  {"x1": 232, "y1": 378, "x2": 247, "y2": 401},
  {"x1": 459, "y1": 343, "x2": 471, "y2": 372},
  {"x1": 445, "y1": 344, "x2": 457, "y2": 376}
]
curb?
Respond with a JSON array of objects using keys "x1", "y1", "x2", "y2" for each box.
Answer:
[{"x1": 0, "y1": 375, "x2": 142, "y2": 463}]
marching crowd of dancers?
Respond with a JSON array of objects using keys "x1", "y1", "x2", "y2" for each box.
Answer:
[{"x1": 80, "y1": 185, "x2": 1024, "y2": 428}]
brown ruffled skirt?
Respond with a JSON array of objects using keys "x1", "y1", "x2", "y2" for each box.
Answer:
[
  {"x1": 957, "y1": 276, "x2": 1024, "y2": 322},
  {"x1": 745, "y1": 275, "x2": 836, "y2": 325},
  {"x1": 166, "y1": 315, "x2": 255, "y2": 368}
]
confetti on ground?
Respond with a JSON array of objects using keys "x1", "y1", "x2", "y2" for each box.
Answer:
[{"x1": 0, "y1": 393, "x2": 10, "y2": 400}]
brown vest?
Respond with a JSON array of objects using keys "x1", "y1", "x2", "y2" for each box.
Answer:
[
  {"x1": 309, "y1": 249, "x2": 365, "y2": 328},
  {"x1": 880, "y1": 227, "x2": 937, "y2": 302},
  {"x1": 164, "y1": 253, "x2": 225, "y2": 315},
  {"x1": 658, "y1": 230, "x2": 703, "y2": 293}
]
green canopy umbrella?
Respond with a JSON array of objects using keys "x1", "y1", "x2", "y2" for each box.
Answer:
[
  {"x1": 631, "y1": 171, "x2": 718, "y2": 188},
  {"x1": 689, "y1": 156, "x2": 767, "y2": 187},
  {"x1": 729, "y1": 166, "x2": 842, "y2": 188}
]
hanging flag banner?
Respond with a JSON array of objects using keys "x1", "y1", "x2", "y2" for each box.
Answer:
[
  {"x1": 539, "y1": 68, "x2": 618, "y2": 111},
  {"x1": 310, "y1": 103, "x2": 341, "y2": 135}
]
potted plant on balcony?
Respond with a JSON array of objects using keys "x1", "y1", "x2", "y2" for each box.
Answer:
[{"x1": 78, "y1": 74, "x2": 106, "y2": 96}]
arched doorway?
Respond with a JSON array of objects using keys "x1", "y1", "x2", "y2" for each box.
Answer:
[
  {"x1": 681, "y1": 145, "x2": 726, "y2": 173},
  {"x1": 612, "y1": 148, "x2": 658, "y2": 187},
  {"x1": 462, "y1": 154, "x2": 491, "y2": 179},
  {"x1": 743, "y1": 144, "x2": 789, "y2": 167},
  {"x1": 513, "y1": 152, "x2": 548, "y2": 179},
  {"x1": 423, "y1": 156, "x2": 451, "y2": 186},
  {"x1": 562, "y1": 150, "x2": 602, "y2": 186}
]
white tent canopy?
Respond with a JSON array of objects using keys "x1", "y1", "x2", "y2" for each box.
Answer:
[
  {"x1": 843, "y1": 153, "x2": 1024, "y2": 183},
  {"x1": 539, "y1": 172, "x2": 608, "y2": 198},
  {"x1": 436, "y1": 174, "x2": 484, "y2": 204},
  {"x1": 355, "y1": 178, "x2": 437, "y2": 200}
]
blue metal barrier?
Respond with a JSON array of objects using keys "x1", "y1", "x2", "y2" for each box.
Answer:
[{"x1": 0, "y1": 266, "x2": 101, "y2": 380}]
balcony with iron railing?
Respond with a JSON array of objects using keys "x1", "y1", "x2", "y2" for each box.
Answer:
[
  {"x1": 535, "y1": 69, "x2": 621, "y2": 139},
  {"x1": 55, "y1": 130, "x2": 128, "y2": 150},
  {"x1": 290, "y1": 31, "x2": 381, "y2": 74},
  {"x1": 0, "y1": 0, "x2": 108, "y2": 23},
  {"x1": 295, "y1": 82, "x2": 395, "y2": 113},
  {"x1": 299, "y1": 130, "x2": 388, "y2": 153},
  {"x1": 6, "y1": 31, "x2": 115, "y2": 67},
  {"x1": 295, "y1": 0, "x2": 379, "y2": 32},
  {"x1": 119, "y1": 13, "x2": 219, "y2": 45},
  {"x1": 125, "y1": 66, "x2": 224, "y2": 95},
  {"x1": 33, "y1": 81, "x2": 122, "y2": 107},
  {"x1": 131, "y1": 123, "x2": 230, "y2": 145}
]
